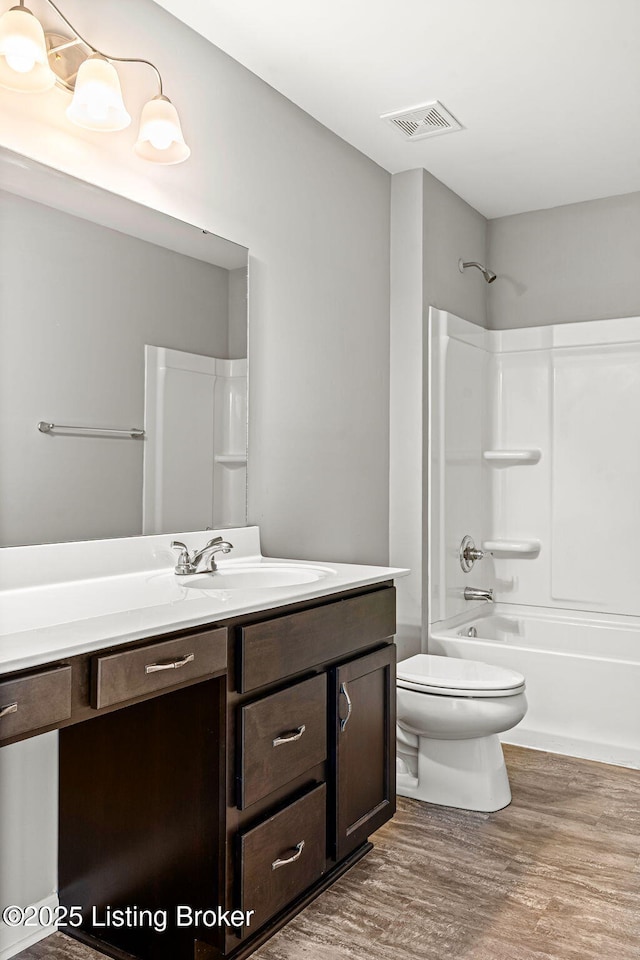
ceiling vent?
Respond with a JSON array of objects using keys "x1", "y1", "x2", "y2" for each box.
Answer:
[{"x1": 381, "y1": 101, "x2": 462, "y2": 141}]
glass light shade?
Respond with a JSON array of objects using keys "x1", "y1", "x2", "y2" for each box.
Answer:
[
  {"x1": 0, "y1": 6, "x2": 55, "y2": 92},
  {"x1": 134, "y1": 96, "x2": 190, "y2": 164},
  {"x1": 66, "y1": 54, "x2": 131, "y2": 132}
]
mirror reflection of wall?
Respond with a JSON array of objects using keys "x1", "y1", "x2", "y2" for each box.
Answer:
[{"x1": 0, "y1": 187, "x2": 248, "y2": 547}]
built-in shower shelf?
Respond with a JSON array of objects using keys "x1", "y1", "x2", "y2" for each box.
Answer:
[
  {"x1": 483, "y1": 539, "x2": 541, "y2": 557},
  {"x1": 214, "y1": 454, "x2": 247, "y2": 464},
  {"x1": 483, "y1": 449, "x2": 541, "y2": 464}
]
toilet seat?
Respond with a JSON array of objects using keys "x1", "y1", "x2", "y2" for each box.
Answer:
[{"x1": 397, "y1": 654, "x2": 525, "y2": 698}]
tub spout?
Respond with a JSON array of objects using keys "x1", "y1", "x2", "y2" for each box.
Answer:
[{"x1": 464, "y1": 586, "x2": 494, "y2": 603}]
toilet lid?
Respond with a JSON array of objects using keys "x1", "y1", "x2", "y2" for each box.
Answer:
[{"x1": 397, "y1": 654, "x2": 525, "y2": 696}]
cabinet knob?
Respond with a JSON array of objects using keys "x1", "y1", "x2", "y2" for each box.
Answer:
[{"x1": 0, "y1": 702, "x2": 18, "y2": 720}]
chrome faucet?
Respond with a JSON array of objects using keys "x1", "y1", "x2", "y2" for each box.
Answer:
[
  {"x1": 171, "y1": 536, "x2": 234, "y2": 575},
  {"x1": 464, "y1": 586, "x2": 494, "y2": 603}
]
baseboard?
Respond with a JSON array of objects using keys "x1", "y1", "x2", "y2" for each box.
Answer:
[
  {"x1": 0, "y1": 894, "x2": 58, "y2": 960},
  {"x1": 502, "y1": 730, "x2": 640, "y2": 770}
]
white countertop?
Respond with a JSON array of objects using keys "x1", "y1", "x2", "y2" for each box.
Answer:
[{"x1": 0, "y1": 527, "x2": 408, "y2": 675}]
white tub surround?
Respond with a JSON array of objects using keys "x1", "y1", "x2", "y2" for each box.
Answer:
[
  {"x1": 143, "y1": 349, "x2": 248, "y2": 534},
  {"x1": 0, "y1": 526, "x2": 408, "y2": 676},
  {"x1": 428, "y1": 308, "x2": 640, "y2": 769},
  {"x1": 430, "y1": 309, "x2": 640, "y2": 622}
]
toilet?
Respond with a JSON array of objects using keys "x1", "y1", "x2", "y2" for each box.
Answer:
[{"x1": 396, "y1": 654, "x2": 527, "y2": 812}]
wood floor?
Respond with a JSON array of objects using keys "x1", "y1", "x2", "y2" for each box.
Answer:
[{"x1": 15, "y1": 746, "x2": 640, "y2": 960}]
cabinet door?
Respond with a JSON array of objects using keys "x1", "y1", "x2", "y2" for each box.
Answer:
[{"x1": 333, "y1": 644, "x2": 396, "y2": 861}]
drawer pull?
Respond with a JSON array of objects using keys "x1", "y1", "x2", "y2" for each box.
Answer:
[
  {"x1": 272, "y1": 724, "x2": 306, "y2": 747},
  {"x1": 271, "y1": 840, "x2": 305, "y2": 871},
  {"x1": 145, "y1": 653, "x2": 195, "y2": 674},
  {"x1": 0, "y1": 702, "x2": 18, "y2": 720},
  {"x1": 339, "y1": 682, "x2": 352, "y2": 732}
]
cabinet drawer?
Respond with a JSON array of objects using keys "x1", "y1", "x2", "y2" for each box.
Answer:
[
  {"x1": 0, "y1": 666, "x2": 72, "y2": 741},
  {"x1": 239, "y1": 783, "x2": 326, "y2": 930},
  {"x1": 240, "y1": 674, "x2": 327, "y2": 809},
  {"x1": 92, "y1": 628, "x2": 227, "y2": 709},
  {"x1": 240, "y1": 587, "x2": 395, "y2": 692}
]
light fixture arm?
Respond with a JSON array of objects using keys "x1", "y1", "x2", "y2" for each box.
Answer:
[{"x1": 42, "y1": 0, "x2": 164, "y2": 94}]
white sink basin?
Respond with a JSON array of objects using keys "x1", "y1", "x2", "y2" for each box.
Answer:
[
  {"x1": 181, "y1": 564, "x2": 335, "y2": 590},
  {"x1": 0, "y1": 563, "x2": 337, "y2": 635}
]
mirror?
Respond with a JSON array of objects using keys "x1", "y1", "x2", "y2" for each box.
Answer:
[{"x1": 0, "y1": 147, "x2": 249, "y2": 547}]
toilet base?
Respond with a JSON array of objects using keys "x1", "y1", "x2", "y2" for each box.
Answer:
[{"x1": 397, "y1": 733, "x2": 512, "y2": 812}]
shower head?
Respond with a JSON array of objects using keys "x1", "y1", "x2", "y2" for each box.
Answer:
[{"x1": 458, "y1": 259, "x2": 497, "y2": 284}]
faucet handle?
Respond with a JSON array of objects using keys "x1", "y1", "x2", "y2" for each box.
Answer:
[
  {"x1": 205, "y1": 536, "x2": 224, "y2": 547},
  {"x1": 171, "y1": 540, "x2": 193, "y2": 575},
  {"x1": 459, "y1": 535, "x2": 486, "y2": 573}
]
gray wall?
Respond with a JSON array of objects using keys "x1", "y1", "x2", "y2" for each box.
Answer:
[
  {"x1": 423, "y1": 170, "x2": 488, "y2": 328},
  {"x1": 488, "y1": 190, "x2": 640, "y2": 329},
  {"x1": 228, "y1": 267, "x2": 248, "y2": 359},
  {"x1": 389, "y1": 171, "x2": 425, "y2": 658},
  {"x1": 389, "y1": 170, "x2": 487, "y2": 657},
  {"x1": 0, "y1": 0, "x2": 391, "y2": 935},
  {"x1": 0, "y1": 191, "x2": 231, "y2": 546},
  {"x1": 0, "y1": 735, "x2": 58, "y2": 927},
  {"x1": 0, "y1": 0, "x2": 391, "y2": 566}
]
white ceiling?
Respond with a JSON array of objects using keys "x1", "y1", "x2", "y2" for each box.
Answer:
[{"x1": 151, "y1": 0, "x2": 640, "y2": 218}]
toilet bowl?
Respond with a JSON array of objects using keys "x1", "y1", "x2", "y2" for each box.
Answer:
[{"x1": 396, "y1": 654, "x2": 527, "y2": 812}]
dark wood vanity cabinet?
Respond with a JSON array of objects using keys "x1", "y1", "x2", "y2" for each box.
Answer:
[
  {"x1": 0, "y1": 665, "x2": 72, "y2": 739},
  {"x1": 333, "y1": 644, "x2": 396, "y2": 861},
  {"x1": 3, "y1": 583, "x2": 396, "y2": 960},
  {"x1": 238, "y1": 673, "x2": 328, "y2": 810},
  {"x1": 237, "y1": 783, "x2": 328, "y2": 933},
  {"x1": 214, "y1": 583, "x2": 397, "y2": 960}
]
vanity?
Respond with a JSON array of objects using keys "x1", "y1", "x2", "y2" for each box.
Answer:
[
  {"x1": 0, "y1": 147, "x2": 406, "y2": 960},
  {"x1": 0, "y1": 528, "x2": 406, "y2": 960}
]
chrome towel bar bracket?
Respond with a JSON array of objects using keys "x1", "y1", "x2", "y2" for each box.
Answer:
[{"x1": 38, "y1": 421, "x2": 145, "y2": 438}]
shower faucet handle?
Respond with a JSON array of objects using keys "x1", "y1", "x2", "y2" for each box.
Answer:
[{"x1": 459, "y1": 535, "x2": 486, "y2": 573}]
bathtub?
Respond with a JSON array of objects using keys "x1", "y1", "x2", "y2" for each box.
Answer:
[{"x1": 429, "y1": 603, "x2": 640, "y2": 769}]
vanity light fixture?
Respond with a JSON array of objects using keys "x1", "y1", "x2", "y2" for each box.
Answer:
[
  {"x1": 0, "y1": 0, "x2": 190, "y2": 163},
  {"x1": 134, "y1": 94, "x2": 190, "y2": 164},
  {"x1": 0, "y1": 3, "x2": 55, "y2": 91},
  {"x1": 66, "y1": 54, "x2": 131, "y2": 132}
]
